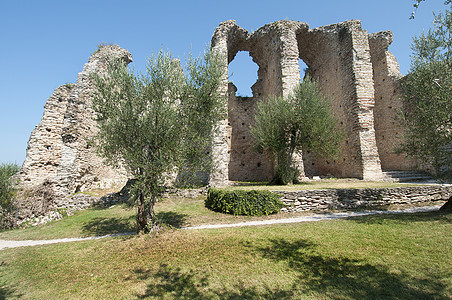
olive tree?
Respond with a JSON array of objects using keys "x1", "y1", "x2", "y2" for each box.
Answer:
[
  {"x1": 0, "y1": 162, "x2": 20, "y2": 229},
  {"x1": 92, "y1": 49, "x2": 225, "y2": 233},
  {"x1": 411, "y1": 0, "x2": 451, "y2": 19},
  {"x1": 400, "y1": 4, "x2": 452, "y2": 181},
  {"x1": 250, "y1": 76, "x2": 342, "y2": 185}
]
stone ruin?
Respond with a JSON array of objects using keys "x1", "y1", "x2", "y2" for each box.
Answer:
[
  {"x1": 19, "y1": 45, "x2": 132, "y2": 198},
  {"x1": 19, "y1": 19, "x2": 420, "y2": 201},
  {"x1": 209, "y1": 19, "x2": 418, "y2": 185}
]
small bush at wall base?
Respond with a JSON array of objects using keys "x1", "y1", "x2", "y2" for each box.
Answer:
[
  {"x1": 0, "y1": 163, "x2": 20, "y2": 229},
  {"x1": 205, "y1": 189, "x2": 284, "y2": 216}
]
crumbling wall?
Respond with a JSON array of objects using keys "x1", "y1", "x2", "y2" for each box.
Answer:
[
  {"x1": 20, "y1": 45, "x2": 132, "y2": 197},
  {"x1": 209, "y1": 21, "x2": 248, "y2": 186},
  {"x1": 297, "y1": 23, "x2": 352, "y2": 177},
  {"x1": 212, "y1": 20, "x2": 388, "y2": 182},
  {"x1": 369, "y1": 31, "x2": 418, "y2": 171},
  {"x1": 300, "y1": 21, "x2": 383, "y2": 180},
  {"x1": 212, "y1": 20, "x2": 309, "y2": 182},
  {"x1": 21, "y1": 20, "x2": 419, "y2": 196},
  {"x1": 228, "y1": 83, "x2": 269, "y2": 181},
  {"x1": 20, "y1": 85, "x2": 73, "y2": 188}
]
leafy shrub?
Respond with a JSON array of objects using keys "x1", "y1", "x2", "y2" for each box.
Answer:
[
  {"x1": 205, "y1": 189, "x2": 284, "y2": 216},
  {"x1": 250, "y1": 76, "x2": 342, "y2": 185},
  {"x1": 0, "y1": 163, "x2": 20, "y2": 229}
]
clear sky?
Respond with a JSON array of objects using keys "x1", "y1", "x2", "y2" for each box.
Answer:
[{"x1": 0, "y1": 0, "x2": 446, "y2": 165}]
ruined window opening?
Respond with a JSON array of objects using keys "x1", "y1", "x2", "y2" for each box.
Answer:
[
  {"x1": 228, "y1": 51, "x2": 258, "y2": 97},
  {"x1": 299, "y1": 59, "x2": 309, "y2": 81}
]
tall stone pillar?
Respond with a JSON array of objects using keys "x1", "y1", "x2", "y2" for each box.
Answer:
[
  {"x1": 209, "y1": 21, "x2": 236, "y2": 186},
  {"x1": 338, "y1": 21, "x2": 383, "y2": 180},
  {"x1": 279, "y1": 22, "x2": 307, "y2": 180}
]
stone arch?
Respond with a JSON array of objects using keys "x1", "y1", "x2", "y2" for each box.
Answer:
[
  {"x1": 227, "y1": 48, "x2": 272, "y2": 181},
  {"x1": 209, "y1": 19, "x2": 386, "y2": 185},
  {"x1": 228, "y1": 51, "x2": 259, "y2": 97}
]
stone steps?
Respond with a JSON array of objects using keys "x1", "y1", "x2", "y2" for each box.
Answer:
[{"x1": 382, "y1": 170, "x2": 434, "y2": 183}]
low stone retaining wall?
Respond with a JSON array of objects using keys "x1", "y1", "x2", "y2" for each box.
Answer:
[
  {"x1": 275, "y1": 185, "x2": 452, "y2": 212},
  {"x1": 16, "y1": 192, "x2": 123, "y2": 226}
]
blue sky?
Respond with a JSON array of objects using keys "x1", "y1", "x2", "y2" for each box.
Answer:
[{"x1": 0, "y1": 0, "x2": 446, "y2": 165}]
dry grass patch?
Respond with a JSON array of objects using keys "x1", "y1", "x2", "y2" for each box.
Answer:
[
  {"x1": 226, "y1": 179, "x2": 427, "y2": 191},
  {"x1": 0, "y1": 211, "x2": 450, "y2": 299},
  {"x1": 0, "y1": 204, "x2": 136, "y2": 241}
]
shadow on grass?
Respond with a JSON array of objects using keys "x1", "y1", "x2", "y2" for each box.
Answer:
[
  {"x1": 156, "y1": 211, "x2": 187, "y2": 228},
  {"x1": 0, "y1": 284, "x2": 22, "y2": 300},
  {"x1": 0, "y1": 262, "x2": 23, "y2": 299},
  {"x1": 82, "y1": 216, "x2": 136, "y2": 236},
  {"x1": 349, "y1": 210, "x2": 452, "y2": 225},
  {"x1": 253, "y1": 238, "x2": 449, "y2": 299},
  {"x1": 134, "y1": 264, "x2": 295, "y2": 299},
  {"x1": 81, "y1": 211, "x2": 188, "y2": 235},
  {"x1": 131, "y1": 236, "x2": 448, "y2": 299}
]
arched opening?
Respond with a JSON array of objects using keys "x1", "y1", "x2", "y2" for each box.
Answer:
[
  {"x1": 228, "y1": 51, "x2": 258, "y2": 97},
  {"x1": 227, "y1": 50, "x2": 268, "y2": 182}
]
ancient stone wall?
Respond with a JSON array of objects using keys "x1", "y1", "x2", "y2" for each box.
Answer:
[
  {"x1": 20, "y1": 85, "x2": 73, "y2": 188},
  {"x1": 228, "y1": 84, "x2": 269, "y2": 181},
  {"x1": 212, "y1": 20, "x2": 397, "y2": 183},
  {"x1": 368, "y1": 31, "x2": 419, "y2": 171},
  {"x1": 276, "y1": 185, "x2": 452, "y2": 212},
  {"x1": 20, "y1": 45, "x2": 132, "y2": 197},
  {"x1": 20, "y1": 19, "x2": 423, "y2": 195}
]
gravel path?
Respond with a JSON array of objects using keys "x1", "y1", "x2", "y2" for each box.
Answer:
[
  {"x1": 0, "y1": 233, "x2": 134, "y2": 251},
  {"x1": 0, "y1": 205, "x2": 441, "y2": 251}
]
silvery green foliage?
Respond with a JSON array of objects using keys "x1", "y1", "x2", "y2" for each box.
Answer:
[
  {"x1": 401, "y1": 4, "x2": 452, "y2": 179},
  {"x1": 251, "y1": 76, "x2": 342, "y2": 185},
  {"x1": 0, "y1": 163, "x2": 20, "y2": 229},
  {"x1": 92, "y1": 49, "x2": 225, "y2": 232},
  {"x1": 410, "y1": 0, "x2": 451, "y2": 19}
]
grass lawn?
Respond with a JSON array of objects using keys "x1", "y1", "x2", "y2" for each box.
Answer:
[
  {"x1": 0, "y1": 197, "x2": 336, "y2": 241},
  {"x1": 0, "y1": 194, "x2": 451, "y2": 299}
]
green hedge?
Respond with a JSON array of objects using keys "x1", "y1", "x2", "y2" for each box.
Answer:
[{"x1": 205, "y1": 189, "x2": 284, "y2": 216}]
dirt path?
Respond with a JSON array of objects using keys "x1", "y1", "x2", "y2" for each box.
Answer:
[{"x1": 0, "y1": 205, "x2": 441, "y2": 250}]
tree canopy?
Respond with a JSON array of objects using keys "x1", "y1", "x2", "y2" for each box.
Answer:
[
  {"x1": 250, "y1": 76, "x2": 342, "y2": 185},
  {"x1": 92, "y1": 49, "x2": 225, "y2": 233},
  {"x1": 0, "y1": 163, "x2": 20, "y2": 229},
  {"x1": 410, "y1": 0, "x2": 451, "y2": 19},
  {"x1": 400, "y1": 4, "x2": 452, "y2": 179}
]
